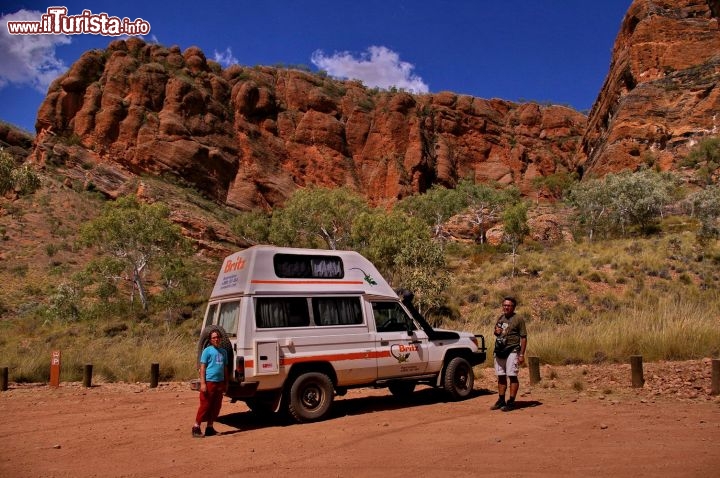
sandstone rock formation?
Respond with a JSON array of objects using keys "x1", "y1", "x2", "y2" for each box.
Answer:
[
  {"x1": 579, "y1": 0, "x2": 720, "y2": 178},
  {"x1": 33, "y1": 38, "x2": 586, "y2": 211},
  {"x1": 0, "y1": 122, "x2": 33, "y2": 160},
  {"x1": 21, "y1": 0, "x2": 720, "y2": 250}
]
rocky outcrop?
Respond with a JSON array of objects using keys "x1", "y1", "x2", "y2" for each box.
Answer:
[
  {"x1": 0, "y1": 122, "x2": 33, "y2": 160},
  {"x1": 25, "y1": 0, "x2": 720, "y2": 250},
  {"x1": 579, "y1": 0, "x2": 720, "y2": 177},
  {"x1": 33, "y1": 38, "x2": 586, "y2": 210}
]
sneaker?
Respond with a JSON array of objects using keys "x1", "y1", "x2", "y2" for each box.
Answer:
[
  {"x1": 501, "y1": 401, "x2": 515, "y2": 412},
  {"x1": 204, "y1": 426, "x2": 217, "y2": 437},
  {"x1": 490, "y1": 399, "x2": 506, "y2": 410},
  {"x1": 192, "y1": 426, "x2": 204, "y2": 438}
]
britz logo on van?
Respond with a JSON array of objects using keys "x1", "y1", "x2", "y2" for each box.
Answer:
[{"x1": 224, "y1": 257, "x2": 246, "y2": 273}]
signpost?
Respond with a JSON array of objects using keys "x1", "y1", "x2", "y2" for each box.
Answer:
[{"x1": 50, "y1": 350, "x2": 61, "y2": 387}]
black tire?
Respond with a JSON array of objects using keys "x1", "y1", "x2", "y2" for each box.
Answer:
[
  {"x1": 197, "y1": 325, "x2": 233, "y2": 371},
  {"x1": 287, "y1": 372, "x2": 334, "y2": 423},
  {"x1": 443, "y1": 356, "x2": 474, "y2": 400},
  {"x1": 388, "y1": 381, "x2": 416, "y2": 398}
]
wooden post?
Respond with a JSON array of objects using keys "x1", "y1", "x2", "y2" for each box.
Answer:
[
  {"x1": 1, "y1": 367, "x2": 8, "y2": 391},
  {"x1": 150, "y1": 363, "x2": 159, "y2": 388},
  {"x1": 712, "y1": 359, "x2": 720, "y2": 396},
  {"x1": 528, "y1": 356, "x2": 541, "y2": 384},
  {"x1": 49, "y1": 350, "x2": 61, "y2": 387},
  {"x1": 630, "y1": 355, "x2": 644, "y2": 388},
  {"x1": 83, "y1": 364, "x2": 93, "y2": 388}
]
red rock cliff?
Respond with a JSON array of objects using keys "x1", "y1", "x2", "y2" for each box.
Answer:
[
  {"x1": 33, "y1": 38, "x2": 585, "y2": 209},
  {"x1": 578, "y1": 0, "x2": 720, "y2": 177}
]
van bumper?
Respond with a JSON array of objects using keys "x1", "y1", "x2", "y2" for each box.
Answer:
[
  {"x1": 470, "y1": 334, "x2": 487, "y2": 366},
  {"x1": 226, "y1": 380, "x2": 259, "y2": 398},
  {"x1": 189, "y1": 379, "x2": 259, "y2": 398}
]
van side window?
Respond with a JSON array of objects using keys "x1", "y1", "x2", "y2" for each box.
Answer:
[
  {"x1": 274, "y1": 254, "x2": 344, "y2": 279},
  {"x1": 313, "y1": 297, "x2": 363, "y2": 326},
  {"x1": 372, "y1": 302, "x2": 416, "y2": 333},
  {"x1": 256, "y1": 297, "x2": 310, "y2": 328},
  {"x1": 217, "y1": 301, "x2": 240, "y2": 335},
  {"x1": 205, "y1": 303, "x2": 218, "y2": 326}
]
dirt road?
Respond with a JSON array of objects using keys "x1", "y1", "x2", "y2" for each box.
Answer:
[{"x1": 1, "y1": 361, "x2": 718, "y2": 477}]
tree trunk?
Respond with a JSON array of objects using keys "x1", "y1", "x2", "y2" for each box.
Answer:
[{"x1": 133, "y1": 267, "x2": 148, "y2": 310}]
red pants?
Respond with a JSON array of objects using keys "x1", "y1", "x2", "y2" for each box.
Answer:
[{"x1": 195, "y1": 381, "x2": 225, "y2": 424}]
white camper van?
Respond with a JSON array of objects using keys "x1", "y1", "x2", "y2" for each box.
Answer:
[{"x1": 198, "y1": 245, "x2": 486, "y2": 422}]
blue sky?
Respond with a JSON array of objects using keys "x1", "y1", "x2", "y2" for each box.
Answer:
[{"x1": 1, "y1": 1, "x2": 631, "y2": 134}]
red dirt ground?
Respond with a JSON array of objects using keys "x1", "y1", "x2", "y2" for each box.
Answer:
[{"x1": 1, "y1": 360, "x2": 718, "y2": 477}]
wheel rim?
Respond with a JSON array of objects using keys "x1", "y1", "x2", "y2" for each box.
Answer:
[
  {"x1": 301, "y1": 383, "x2": 323, "y2": 410},
  {"x1": 455, "y1": 364, "x2": 470, "y2": 390}
]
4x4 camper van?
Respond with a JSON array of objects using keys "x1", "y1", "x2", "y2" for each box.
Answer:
[{"x1": 198, "y1": 245, "x2": 486, "y2": 422}]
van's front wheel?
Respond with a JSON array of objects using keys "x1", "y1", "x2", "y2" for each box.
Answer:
[
  {"x1": 443, "y1": 356, "x2": 474, "y2": 400},
  {"x1": 287, "y1": 372, "x2": 334, "y2": 422}
]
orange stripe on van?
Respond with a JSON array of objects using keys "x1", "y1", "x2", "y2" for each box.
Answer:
[
  {"x1": 243, "y1": 352, "x2": 392, "y2": 368},
  {"x1": 250, "y1": 280, "x2": 365, "y2": 285},
  {"x1": 280, "y1": 350, "x2": 391, "y2": 366}
]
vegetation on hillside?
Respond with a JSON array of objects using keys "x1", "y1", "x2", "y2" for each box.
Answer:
[
  {"x1": 0, "y1": 149, "x2": 41, "y2": 196},
  {"x1": 1, "y1": 139, "x2": 719, "y2": 383}
]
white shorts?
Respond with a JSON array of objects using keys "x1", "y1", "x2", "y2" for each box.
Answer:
[{"x1": 494, "y1": 352, "x2": 520, "y2": 377}]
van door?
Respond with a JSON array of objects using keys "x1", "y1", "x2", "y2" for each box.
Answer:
[{"x1": 372, "y1": 301, "x2": 429, "y2": 378}]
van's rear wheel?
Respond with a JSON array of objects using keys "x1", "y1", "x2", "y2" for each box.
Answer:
[
  {"x1": 443, "y1": 356, "x2": 474, "y2": 400},
  {"x1": 287, "y1": 372, "x2": 334, "y2": 423}
]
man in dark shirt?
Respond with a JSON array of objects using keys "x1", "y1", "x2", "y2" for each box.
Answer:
[{"x1": 491, "y1": 297, "x2": 527, "y2": 412}]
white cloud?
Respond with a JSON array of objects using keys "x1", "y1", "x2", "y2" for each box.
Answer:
[
  {"x1": 0, "y1": 10, "x2": 71, "y2": 92},
  {"x1": 311, "y1": 46, "x2": 429, "y2": 93},
  {"x1": 213, "y1": 47, "x2": 238, "y2": 68}
]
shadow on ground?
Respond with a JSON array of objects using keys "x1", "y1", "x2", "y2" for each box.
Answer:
[{"x1": 217, "y1": 386, "x2": 507, "y2": 433}]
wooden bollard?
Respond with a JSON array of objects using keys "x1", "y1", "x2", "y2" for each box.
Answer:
[
  {"x1": 1, "y1": 367, "x2": 8, "y2": 391},
  {"x1": 528, "y1": 356, "x2": 541, "y2": 384},
  {"x1": 83, "y1": 364, "x2": 93, "y2": 388},
  {"x1": 712, "y1": 359, "x2": 720, "y2": 396},
  {"x1": 630, "y1": 355, "x2": 644, "y2": 388},
  {"x1": 150, "y1": 363, "x2": 159, "y2": 388}
]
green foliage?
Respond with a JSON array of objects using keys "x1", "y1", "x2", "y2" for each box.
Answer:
[
  {"x1": 531, "y1": 171, "x2": 578, "y2": 200},
  {"x1": 230, "y1": 210, "x2": 271, "y2": 245},
  {"x1": 683, "y1": 136, "x2": 720, "y2": 184},
  {"x1": 567, "y1": 170, "x2": 679, "y2": 239},
  {"x1": 48, "y1": 282, "x2": 82, "y2": 321},
  {"x1": 502, "y1": 202, "x2": 530, "y2": 276},
  {"x1": 0, "y1": 149, "x2": 41, "y2": 196},
  {"x1": 394, "y1": 239, "x2": 450, "y2": 321},
  {"x1": 268, "y1": 186, "x2": 369, "y2": 250},
  {"x1": 0, "y1": 150, "x2": 14, "y2": 193},
  {"x1": 350, "y1": 210, "x2": 430, "y2": 282},
  {"x1": 688, "y1": 185, "x2": 720, "y2": 240},
  {"x1": 455, "y1": 180, "x2": 519, "y2": 243},
  {"x1": 79, "y1": 196, "x2": 190, "y2": 310},
  {"x1": 154, "y1": 255, "x2": 204, "y2": 323},
  {"x1": 395, "y1": 184, "x2": 466, "y2": 241}
]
